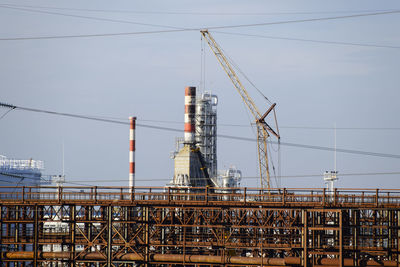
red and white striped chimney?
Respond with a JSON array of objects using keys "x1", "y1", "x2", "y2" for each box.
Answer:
[
  {"x1": 184, "y1": 86, "x2": 196, "y2": 144},
  {"x1": 129, "y1": 116, "x2": 136, "y2": 189}
]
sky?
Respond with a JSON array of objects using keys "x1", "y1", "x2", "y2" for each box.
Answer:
[{"x1": 0, "y1": 0, "x2": 399, "y2": 189}]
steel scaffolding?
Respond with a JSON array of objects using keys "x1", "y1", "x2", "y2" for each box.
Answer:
[{"x1": 1, "y1": 186, "x2": 400, "y2": 266}]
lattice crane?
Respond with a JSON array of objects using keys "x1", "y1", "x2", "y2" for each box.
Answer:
[{"x1": 201, "y1": 30, "x2": 280, "y2": 191}]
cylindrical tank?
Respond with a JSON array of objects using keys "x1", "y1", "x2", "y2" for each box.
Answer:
[
  {"x1": 184, "y1": 86, "x2": 196, "y2": 144},
  {"x1": 221, "y1": 167, "x2": 242, "y2": 188}
]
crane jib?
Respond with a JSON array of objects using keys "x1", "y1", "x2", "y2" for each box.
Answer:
[{"x1": 201, "y1": 30, "x2": 280, "y2": 191}]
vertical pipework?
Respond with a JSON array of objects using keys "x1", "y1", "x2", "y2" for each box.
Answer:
[
  {"x1": 129, "y1": 117, "x2": 136, "y2": 189},
  {"x1": 184, "y1": 86, "x2": 196, "y2": 144}
]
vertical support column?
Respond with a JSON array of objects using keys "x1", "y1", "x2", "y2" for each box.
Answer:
[
  {"x1": 129, "y1": 116, "x2": 137, "y2": 191},
  {"x1": 353, "y1": 209, "x2": 359, "y2": 266},
  {"x1": 0, "y1": 204, "x2": 2, "y2": 256},
  {"x1": 144, "y1": 206, "x2": 150, "y2": 267},
  {"x1": 303, "y1": 209, "x2": 308, "y2": 267},
  {"x1": 161, "y1": 208, "x2": 166, "y2": 255},
  {"x1": 107, "y1": 205, "x2": 113, "y2": 267},
  {"x1": 339, "y1": 210, "x2": 344, "y2": 267},
  {"x1": 386, "y1": 210, "x2": 393, "y2": 260},
  {"x1": 123, "y1": 206, "x2": 128, "y2": 266},
  {"x1": 88, "y1": 206, "x2": 93, "y2": 252},
  {"x1": 71, "y1": 205, "x2": 76, "y2": 267},
  {"x1": 33, "y1": 204, "x2": 39, "y2": 266},
  {"x1": 14, "y1": 205, "x2": 18, "y2": 245},
  {"x1": 397, "y1": 209, "x2": 400, "y2": 266}
]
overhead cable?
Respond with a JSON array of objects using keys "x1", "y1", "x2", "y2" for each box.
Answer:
[
  {"x1": 0, "y1": 9, "x2": 399, "y2": 41},
  {"x1": 1, "y1": 101, "x2": 399, "y2": 159},
  {"x1": 0, "y1": 4, "x2": 396, "y2": 16},
  {"x1": 0, "y1": 4, "x2": 183, "y2": 30},
  {"x1": 1, "y1": 171, "x2": 400, "y2": 186},
  {"x1": 65, "y1": 171, "x2": 400, "y2": 183},
  {"x1": 215, "y1": 31, "x2": 400, "y2": 49}
]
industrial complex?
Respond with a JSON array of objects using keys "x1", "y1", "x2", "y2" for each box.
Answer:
[
  {"x1": 0, "y1": 31, "x2": 399, "y2": 267},
  {"x1": 1, "y1": 84, "x2": 400, "y2": 267}
]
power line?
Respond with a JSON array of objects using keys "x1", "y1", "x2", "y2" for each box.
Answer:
[
  {"x1": 281, "y1": 126, "x2": 400, "y2": 130},
  {"x1": 135, "y1": 119, "x2": 400, "y2": 131},
  {"x1": 2, "y1": 170, "x2": 399, "y2": 186},
  {"x1": 0, "y1": 4, "x2": 184, "y2": 30},
  {"x1": 1, "y1": 102, "x2": 399, "y2": 160},
  {"x1": 0, "y1": 9, "x2": 399, "y2": 41},
  {"x1": 0, "y1": 29, "x2": 188, "y2": 41},
  {"x1": 64, "y1": 171, "x2": 400, "y2": 183},
  {"x1": 53, "y1": 117, "x2": 399, "y2": 131},
  {"x1": 9, "y1": 112, "x2": 400, "y2": 132},
  {"x1": 208, "y1": 10, "x2": 400, "y2": 30},
  {"x1": 215, "y1": 31, "x2": 400, "y2": 49},
  {"x1": 0, "y1": 4, "x2": 396, "y2": 16},
  {"x1": 219, "y1": 133, "x2": 400, "y2": 159}
]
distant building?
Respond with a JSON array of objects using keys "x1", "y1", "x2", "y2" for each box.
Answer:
[{"x1": 0, "y1": 155, "x2": 44, "y2": 192}]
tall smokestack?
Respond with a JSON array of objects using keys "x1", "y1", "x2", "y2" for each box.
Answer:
[
  {"x1": 184, "y1": 86, "x2": 196, "y2": 144},
  {"x1": 129, "y1": 116, "x2": 136, "y2": 189}
]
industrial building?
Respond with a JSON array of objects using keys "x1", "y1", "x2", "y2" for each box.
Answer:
[
  {"x1": 168, "y1": 87, "x2": 241, "y2": 190},
  {"x1": 0, "y1": 155, "x2": 44, "y2": 192}
]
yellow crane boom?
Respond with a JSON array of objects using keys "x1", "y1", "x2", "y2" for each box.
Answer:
[{"x1": 201, "y1": 30, "x2": 280, "y2": 191}]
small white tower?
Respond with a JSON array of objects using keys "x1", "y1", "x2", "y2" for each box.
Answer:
[{"x1": 324, "y1": 170, "x2": 338, "y2": 194}]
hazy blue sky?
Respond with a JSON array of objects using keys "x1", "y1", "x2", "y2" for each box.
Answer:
[{"x1": 1, "y1": 0, "x2": 399, "y2": 189}]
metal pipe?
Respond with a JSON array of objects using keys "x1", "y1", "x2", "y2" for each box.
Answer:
[
  {"x1": 2, "y1": 252, "x2": 399, "y2": 266},
  {"x1": 1, "y1": 252, "x2": 297, "y2": 265}
]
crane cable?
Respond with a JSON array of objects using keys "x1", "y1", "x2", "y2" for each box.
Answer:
[{"x1": 217, "y1": 45, "x2": 272, "y2": 104}]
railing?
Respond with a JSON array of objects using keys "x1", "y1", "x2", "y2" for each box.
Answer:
[{"x1": 0, "y1": 186, "x2": 400, "y2": 207}]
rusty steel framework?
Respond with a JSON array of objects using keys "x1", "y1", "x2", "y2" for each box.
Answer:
[{"x1": 1, "y1": 186, "x2": 400, "y2": 266}]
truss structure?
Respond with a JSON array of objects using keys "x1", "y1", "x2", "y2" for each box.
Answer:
[{"x1": 1, "y1": 186, "x2": 400, "y2": 266}]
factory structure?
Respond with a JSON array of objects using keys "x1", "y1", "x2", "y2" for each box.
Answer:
[{"x1": 168, "y1": 86, "x2": 241, "y2": 189}]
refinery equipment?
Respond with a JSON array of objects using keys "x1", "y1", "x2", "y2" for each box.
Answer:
[
  {"x1": 169, "y1": 86, "x2": 213, "y2": 187},
  {"x1": 169, "y1": 87, "x2": 242, "y2": 189},
  {"x1": 201, "y1": 30, "x2": 280, "y2": 191},
  {"x1": 195, "y1": 92, "x2": 218, "y2": 179},
  {"x1": 220, "y1": 167, "x2": 242, "y2": 188}
]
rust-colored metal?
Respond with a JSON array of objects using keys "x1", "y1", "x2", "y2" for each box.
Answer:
[
  {"x1": 1, "y1": 186, "x2": 400, "y2": 266},
  {"x1": 2, "y1": 252, "x2": 399, "y2": 266}
]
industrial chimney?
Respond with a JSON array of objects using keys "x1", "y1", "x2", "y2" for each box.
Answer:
[
  {"x1": 184, "y1": 86, "x2": 196, "y2": 144},
  {"x1": 129, "y1": 116, "x2": 136, "y2": 190}
]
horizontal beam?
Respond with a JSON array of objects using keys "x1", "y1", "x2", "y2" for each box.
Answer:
[{"x1": 1, "y1": 186, "x2": 400, "y2": 208}]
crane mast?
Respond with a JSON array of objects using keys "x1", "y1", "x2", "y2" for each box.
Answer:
[{"x1": 201, "y1": 30, "x2": 280, "y2": 191}]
